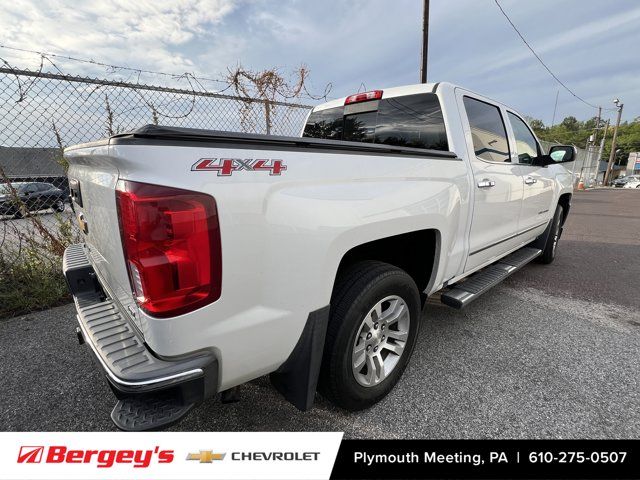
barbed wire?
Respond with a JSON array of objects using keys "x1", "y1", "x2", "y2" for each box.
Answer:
[
  {"x1": 0, "y1": 44, "x2": 230, "y2": 86},
  {"x1": 0, "y1": 44, "x2": 330, "y2": 102}
]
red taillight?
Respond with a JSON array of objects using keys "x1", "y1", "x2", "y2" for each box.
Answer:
[
  {"x1": 344, "y1": 90, "x2": 383, "y2": 105},
  {"x1": 115, "y1": 180, "x2": 222, "y2": 318}
]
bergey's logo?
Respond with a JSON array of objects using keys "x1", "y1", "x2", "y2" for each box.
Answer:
[
  {"x1": 16, "y1": 446, "x2": 174, "y2": 468},
  {"x1": 17, "y1": 446, "x2": 44, "y2": 463}
]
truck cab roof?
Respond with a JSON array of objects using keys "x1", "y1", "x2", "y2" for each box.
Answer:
[
  {"x1": 311, "y1": 82, "x2": 512, "y2": 114},
  {"x1": 312, "y1": 82, "x2": 442, "y2": 112}
]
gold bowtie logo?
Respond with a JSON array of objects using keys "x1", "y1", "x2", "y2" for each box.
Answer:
[{"x1": 186, "y1": 451, "x2": 226, "y2": 463}]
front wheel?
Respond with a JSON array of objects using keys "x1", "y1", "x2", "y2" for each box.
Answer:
[
  {"x1": 319, "y1": 261, "x2": 421, "y2": 411},
  {"x1": 538, "y1": 204, "x2": 564, "y2": 264}
]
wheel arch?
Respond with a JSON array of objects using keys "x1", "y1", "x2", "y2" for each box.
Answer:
[
  {"x1": 332, "y1": 228, "x2": 441, "y2": 298},
  {"x1": 557, "y1": 192, "x2": 572, "y2": 225}
]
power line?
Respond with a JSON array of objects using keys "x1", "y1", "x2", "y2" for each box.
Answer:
[{"x1": 493, "y1": 0, "x2": 616, "y2": 112}]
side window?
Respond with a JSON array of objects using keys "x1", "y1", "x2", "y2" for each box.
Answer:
[
  {"x1": 463, "y1": 96, "x2": 510, "y2": 162},
  {"x1": 507, "y1": 112, "x2": 540, "y2": 165}
]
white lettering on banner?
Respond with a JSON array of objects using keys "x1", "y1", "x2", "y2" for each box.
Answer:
[
  {"x1": 1, "y1": 432, "x2": 343, "y2": 480},
  {"x1": 354, "y1": 451, "x2": 420, "y2": 466}
]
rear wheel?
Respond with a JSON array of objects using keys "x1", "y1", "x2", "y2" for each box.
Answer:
[
  {"x1": 538, "y1": 204, "x2": 563, "y2": 264},
  {"x1": 319, "y1": 261, "x2": 421, "y2": 411}
]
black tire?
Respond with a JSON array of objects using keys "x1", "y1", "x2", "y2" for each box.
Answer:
[
  {"x1": 53, "y1": 199, "x2": 65, "y2": 212},
  {"x1": 318, "y1": 261, "x2": 421, "y2": 411},
  {"x1": 538, "y1": 204, "x2": 563, "y2": 264}
]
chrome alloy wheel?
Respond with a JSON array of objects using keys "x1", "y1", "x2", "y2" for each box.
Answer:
[{"x1": 352, "y1": 295, "x2": 410, "y2": 387}]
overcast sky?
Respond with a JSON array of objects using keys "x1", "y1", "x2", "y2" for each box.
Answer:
[{"x1": 1, "y1": 0, "x2": 638, "y2": 124}]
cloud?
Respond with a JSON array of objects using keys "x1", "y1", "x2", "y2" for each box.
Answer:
[{"x1": 1, "y1": 0, "x2": 241, "y2": 75}]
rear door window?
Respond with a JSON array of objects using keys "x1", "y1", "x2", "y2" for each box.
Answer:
[
  {"x1": 463, "y1": 96, "x2": 510, "y2": 163},
  {"x1": 303, "y1": 93, "x2": 449, "y2": 151}
]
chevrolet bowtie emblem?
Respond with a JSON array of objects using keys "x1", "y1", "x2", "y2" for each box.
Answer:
[
  {"x1": 76, "y1": 212, "x2": 88, "y2": 234},
  {"x1": 186, "y1": 451, "x2": 226, "y2": 463}
]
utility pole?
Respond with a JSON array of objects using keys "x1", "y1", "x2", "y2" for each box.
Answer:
[
  {"x1": 420, "y1": 0, "x2": 429, "y2": 83},
  {"x1": 596, "y1": 119, "x2": 610, "y2": 185},
  {"x1": 604, "y1": 99, "x2": 623, "y2": 186},
  {"x1": 593, "y1": 106, "x2": 602, "y2": 144},
  {"x1": 582, "y1": 106, "x2": 602, "y2": 187}
]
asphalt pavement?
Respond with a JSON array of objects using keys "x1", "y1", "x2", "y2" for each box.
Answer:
[{"x1": 1, "y1": 188, "x2": 639, "y2": 437}]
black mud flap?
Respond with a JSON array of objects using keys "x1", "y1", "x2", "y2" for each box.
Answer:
[
  {"x1": 270, "y1": 305, "x2": 330, "y2": 411},
  {"x1": 530, "y1": 217, "x2": 553, "y2": 251}
]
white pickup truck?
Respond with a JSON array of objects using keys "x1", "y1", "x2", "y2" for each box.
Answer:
[{"x1": 63, "y1": 82, "x2": 575, "y2": 431}]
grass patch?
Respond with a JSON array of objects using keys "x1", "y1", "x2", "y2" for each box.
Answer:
[{"x1": 0, "y1": 251, "x2": 71, "y2": 318}]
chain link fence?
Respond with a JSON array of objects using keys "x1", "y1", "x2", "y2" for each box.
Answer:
[{"x1": 0, "y1": 66, "x2": 312, "y2": 316}]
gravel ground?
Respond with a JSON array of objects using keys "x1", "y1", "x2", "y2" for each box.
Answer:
[{"x1": 1, "y1": 189, "x2": 639, "y2": 437}]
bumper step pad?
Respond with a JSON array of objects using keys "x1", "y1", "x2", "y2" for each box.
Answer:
[
  {"x1": 441, "y1": 247, "x2": 541, "y2": 309},
  {"x1": 63, "y1": 244, "x2": 219, "y2": 432},
  {"x1": 111, "y1": 392, "x2": 195, "y2": 431}
]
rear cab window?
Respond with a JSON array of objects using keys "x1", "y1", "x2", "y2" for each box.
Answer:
[{"x1": 303, "y1": 93, "x2": 449, "y2": 151}]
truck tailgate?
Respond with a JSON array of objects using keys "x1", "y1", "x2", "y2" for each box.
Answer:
[{"x1": 65, "y1": 144, "x2": 143, "y2": 332}]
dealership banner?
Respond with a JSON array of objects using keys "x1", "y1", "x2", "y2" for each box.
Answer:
[
  {"x1": 0, "y1": 432, "x2": 342, "y2": 479},
  {"x1": 2, "y1": 434, "x2": 639, "y2": 479}
]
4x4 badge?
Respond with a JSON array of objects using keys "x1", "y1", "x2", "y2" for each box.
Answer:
[{"x1": 192, "y1": 158, "x2": 287, "y2": 176}]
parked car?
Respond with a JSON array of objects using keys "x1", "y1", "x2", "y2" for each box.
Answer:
[
  {"x1": 63, "y1": 82, "x2": 575, "y2": 431},
  {"x1": 0, "y1": 181, "x2": 66, "y2": 218},
  {"x1": 622, "y1": 175, "x2": 640, "y2": 188}
]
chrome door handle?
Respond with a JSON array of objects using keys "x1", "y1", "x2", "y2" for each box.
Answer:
[
  {"x1": 525, "y1": 176, "x2": 537, "y2": 185},
  {"x1": 477, "y1": 179, "x2": 496, "y2": 188}
]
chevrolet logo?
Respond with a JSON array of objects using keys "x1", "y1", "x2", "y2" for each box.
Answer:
[
  {"x1": 186, "y1": 451, "x2": 226, "y2": 463},
  {"x1": 76, "y1": 212, "x2": 88, "y2": 234}
]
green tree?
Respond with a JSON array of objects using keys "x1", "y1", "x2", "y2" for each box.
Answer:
[
  {"x1": 527, "y1": 114, "x2": 640, "y2": 169},
  {"x1": 560, "y1": 116, "x2": 579, "y2": 131}
]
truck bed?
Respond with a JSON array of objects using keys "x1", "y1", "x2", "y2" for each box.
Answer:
[{"x1": 71, "y1": 124, "x2": 458, "y2": 159}]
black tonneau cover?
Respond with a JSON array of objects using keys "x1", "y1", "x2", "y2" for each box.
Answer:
[{"x1": 103, "y1": 125, "x2": 459, "y2": 159}]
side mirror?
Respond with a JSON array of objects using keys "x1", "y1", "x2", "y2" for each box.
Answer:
[{"x1": 548, "y1": 145, "x2": 576, "y2": 163}]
